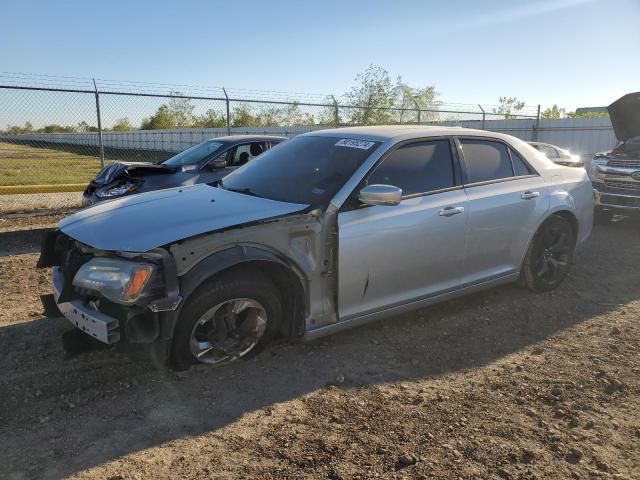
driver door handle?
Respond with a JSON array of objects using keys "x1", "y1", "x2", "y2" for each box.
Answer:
[
  {"x1": 521, "y1": 191, "x2": 540, "y2": 200},
  {"x1": 438, "y1": 206, "x2": 465, "y2": 216}
]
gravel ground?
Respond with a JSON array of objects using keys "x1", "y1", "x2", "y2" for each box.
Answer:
[
  {"x1": 0, "y1": 215, "x2": 639, "y2": 480},
  {"x1": 0, "y1": 192, "x2": 82, "y2": 213}
]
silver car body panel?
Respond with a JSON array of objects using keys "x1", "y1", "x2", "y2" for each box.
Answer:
[
  {"x1": 59, "y1": 184, "x2": 308, "y2": 252},
  {"x1": 55, "y1": 126, "x2": 594, "y2": 342},
  {"x1": 337, "y1": 189, "x2": 469, "y2": 319}
]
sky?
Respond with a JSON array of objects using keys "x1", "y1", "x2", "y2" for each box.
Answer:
[{"x1": 0, "y1": 0, "x2": 639, "y2": 111}]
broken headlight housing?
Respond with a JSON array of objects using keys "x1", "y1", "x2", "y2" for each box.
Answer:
[
  {"x1": 95, "y1": 182, "x2": 137, "y2": 198},
  {"x1": 72, "y1": 257, "x2": 155, "y2": 305}
]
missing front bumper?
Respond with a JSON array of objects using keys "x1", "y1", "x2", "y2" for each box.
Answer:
[{"x1": 52, "y1": 267, "x2": 120, "y2": 344}]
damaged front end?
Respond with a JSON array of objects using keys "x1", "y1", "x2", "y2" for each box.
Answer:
[
  {"x1": 83, "y1": 162, "x2": 177, "y2": 204},
  {"x1": 38, "y1": 230, "x2": 181, "y2": 345}
]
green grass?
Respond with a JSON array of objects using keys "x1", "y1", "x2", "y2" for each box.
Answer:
[{"x1": 0, "y1": 141, "x2": 107, "y2": 186}]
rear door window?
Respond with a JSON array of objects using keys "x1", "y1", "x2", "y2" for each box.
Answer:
[
  {"x1": 367, "y1": 140, "x2": 455, "y2": 196},
  {"x1": 459, "y1": 139, "x2": 513, "y2": 184}
]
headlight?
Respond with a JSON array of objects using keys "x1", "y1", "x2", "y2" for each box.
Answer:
[
  {"x1": 72, "y1": 258, "x2": 155, "y2": 305},
  {"x1": 96, "y1": 182, "x2": 137, "y2": 198}
]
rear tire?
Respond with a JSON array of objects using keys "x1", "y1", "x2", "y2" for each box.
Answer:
[
  {"x1": 171, "y1": 270, "x2": 282, "y2": 370},
  {"x1": 520, "y1": 215, "x2": 575, "y2": 293}
]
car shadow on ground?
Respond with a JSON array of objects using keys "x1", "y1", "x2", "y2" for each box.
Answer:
[{"x1": 1, "y1": 217, "x2": 639, "y2": 479}]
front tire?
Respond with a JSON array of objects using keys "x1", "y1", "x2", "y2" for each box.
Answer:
[
  {"x1": 520, "y1": 215, "x2": 575, "y2": 293},
  {"x1": 171, "y1": 270, "x2": 282, "y2": 370}
]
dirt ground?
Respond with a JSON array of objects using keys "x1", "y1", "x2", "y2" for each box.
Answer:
[{"x1": 0, "y1": 215, "x2": 638, "y2": 480}]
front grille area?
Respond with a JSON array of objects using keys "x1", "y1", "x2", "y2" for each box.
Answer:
[
  {"x1": 600, "y1": 194, "x2": 640, "y2": 209},
  {"x1": 607, "y1": 159, "x2": 640, "y2": 169},
  {"x1": 605, "y1": 180, "x2": 640, "y2": 191}
]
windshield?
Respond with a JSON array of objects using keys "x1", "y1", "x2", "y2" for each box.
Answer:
[
  {"x1": 162, "y1": 141, "x2": 224, "y2": 167},
  {"x1": 220, "y1": 136, "x2": 380, "y2": 206}
]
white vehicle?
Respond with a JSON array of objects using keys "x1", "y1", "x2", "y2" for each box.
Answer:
[{"x1": 528, "y1": 142, "x2": 582, "y2": 167}]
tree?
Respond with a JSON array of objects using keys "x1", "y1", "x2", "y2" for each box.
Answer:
[
  {"x1": 111, "y1": 118, "x2": 134, "y2": 131},
  {"x1": 140, "y1": 92, "x2": 198, "y2": 129},
  {"x1": 256, "y1": 106, "x2": 282, "y2": 127},
  {"x1": 141, "y1": 105, "x2": 176, "y2": 130},
  {"x1": 167, "y1": 92, "x2": 196, "y2": 128},
  {"x1": 566, "y1": 110, "x2": 609, "y2": 119},
  {"x1": 280, "y1": 102, "x2": 316, "y2": 126},
  {"x1": 5, "y1": 122, "x2": 33, "y2": 134},
  {"x1": 39, "y1": 124, "x2": 77, "y2": 133},
  {"x1": 344, "y1": 64, "x2": 395, "y2": 125},
  {"x1": 231, "y1": 105, "x2": 260, "y2": 127},
  {"x1": 77, "y1": 121, "x2": 99, "y2": 132},
  {"x1": 541, "y1": 104, "x2": 565, "y2": 119},
  {"x1": 493, "y1": 96, "x2": 526, "y2": 119},
  {"x1": 393, "y1": 77, "x2": 441, "y2": 124},
  {"x1": 192, "y1": 109, "x2": 226, "y2": 128}
]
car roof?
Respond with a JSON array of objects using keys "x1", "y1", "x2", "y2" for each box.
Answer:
[{"x1": 302, "y1": 125, "x2": 518, "y2": 143}]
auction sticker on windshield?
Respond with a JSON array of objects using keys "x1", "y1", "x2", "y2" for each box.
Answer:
[{"x1": 335, "y1": 138, "x2": 375, "y2": 150}]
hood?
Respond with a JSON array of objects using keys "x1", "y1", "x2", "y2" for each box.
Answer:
[
  {"x1": 608, "y1": 92, "x2": 640, "y2": 142},
  {"x1": 59, "y1": 184, "x2": 308, "y2": 251},
  {"x1": 92, "y1": 162, "x2": 177, "y2": 187}
]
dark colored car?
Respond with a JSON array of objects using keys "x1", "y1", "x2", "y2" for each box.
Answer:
[
  {"x1": 590, "y1": 92, "x2": 640, "y2": 222},
  {"x1": 82, "y1": 135, "x2": 285, "y2": 205}
]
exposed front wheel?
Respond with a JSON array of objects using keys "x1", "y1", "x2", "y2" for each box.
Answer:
[
  {"x1": 520, "y1": 215, "x2": 575, "y2": 293},
  {"x1": 171, "y1": 270, "x2": 282, "y2": 370}
]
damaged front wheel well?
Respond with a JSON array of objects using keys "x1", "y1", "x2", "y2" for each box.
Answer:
[{"x1": 218, "y1": 261, "x2": 306, "y2": 339}]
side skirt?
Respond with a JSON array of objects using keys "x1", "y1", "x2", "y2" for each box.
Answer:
[{"x1": 301, "y1": 272, "x2": 520, "y2": 342}]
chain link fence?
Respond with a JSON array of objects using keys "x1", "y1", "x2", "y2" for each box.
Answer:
[{"x1": 0, "y1": 73, "x2": 541, "y2": 212}]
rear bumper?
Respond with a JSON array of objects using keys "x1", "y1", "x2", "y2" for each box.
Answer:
[{"x1": 52, "y1": 267, "x2": 121, "y2": 344}]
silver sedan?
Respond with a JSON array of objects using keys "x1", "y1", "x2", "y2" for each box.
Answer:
[{"x1": 40, "y1": 126, "x2": 595, "y2": 369}]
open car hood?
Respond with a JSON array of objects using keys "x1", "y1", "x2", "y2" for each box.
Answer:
[
  {"x1": 608, "y1": 92, "x2": 640, "y2": 142},
  {"x1": 59, "y1": 184, "x2": 308, "y2": 251}
]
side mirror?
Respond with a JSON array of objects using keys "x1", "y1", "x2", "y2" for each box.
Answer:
[
  {"x1": 358, "y1": 184, "x2": 402, "y2": 206},
  {"x1": 209, "y1": 158, "x2": 228, "y2": 169}
]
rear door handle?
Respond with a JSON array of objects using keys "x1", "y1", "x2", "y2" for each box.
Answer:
[
  {"x1": 521, "y1": 191, "x2": 540, "y2": 200},
  {"x1": 438, "y1": 206, "x2": 465, "y2": 216}
]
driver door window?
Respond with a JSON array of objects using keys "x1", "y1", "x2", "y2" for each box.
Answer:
[{"x1": 367, "y1": 140, "x2": 455, "y2": 196}]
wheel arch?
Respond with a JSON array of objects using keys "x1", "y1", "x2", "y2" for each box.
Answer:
[
  {"x1": 520, "y1": 208, "x2": 579, "y2": 270},
  {"x1": 158, "y1": 246, "x2": 308, "y2": 344}
]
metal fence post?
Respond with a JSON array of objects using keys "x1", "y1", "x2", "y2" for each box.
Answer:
[
  {"x1": 533, "y1": 104, "x2": 541, "y2": 141},
  {"x1": 93, "y1": 79, "x2": 105, "y2": 168},
  {"x1": 223, "y1": 87, "x2": 231, "y2": 135},
  {"x1": 478, "y1": 104, "x2": 486, "y2": 130},
  {"x1": 331, "y1": 95, "x2": 339, "y2": 127},
  {"x1": 413, "y1": 98, "x2": 422, "y2": 124}
]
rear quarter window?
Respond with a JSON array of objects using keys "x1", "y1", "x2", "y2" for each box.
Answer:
[{"x1": 510, "y1": 148, "x2": 532, "y2": 176}]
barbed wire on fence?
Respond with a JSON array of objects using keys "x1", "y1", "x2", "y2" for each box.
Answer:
[{"x1": 0, "y1": 72, "x2": 545, "y2": 199}]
